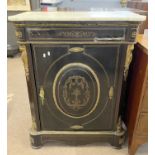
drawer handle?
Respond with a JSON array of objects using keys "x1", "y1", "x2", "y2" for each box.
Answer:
[
  {"x1": 94, "y1": 37, "x2": 124, "y2": 41},
  {"x1": 69, "y1": 47, "x2": 84, "y2": 53}
]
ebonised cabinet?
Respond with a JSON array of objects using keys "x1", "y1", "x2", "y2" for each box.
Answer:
[{"x1": 9, "y1": 11, "x2": 145, "y2": 148}]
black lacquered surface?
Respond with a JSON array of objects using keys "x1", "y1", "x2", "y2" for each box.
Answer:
[{"x1": 32, "y1": 44, "x2": 124, "y2": 131}]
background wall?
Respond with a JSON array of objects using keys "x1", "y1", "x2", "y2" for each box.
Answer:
[{"x1": 58, "y1": 0, "x2": 122, "y2": 10}]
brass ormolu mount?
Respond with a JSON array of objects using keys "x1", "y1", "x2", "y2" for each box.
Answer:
[
  {"x1": 19, "y1": 45, "x2": 29, "y2": 81},
  {"x1": 39, "y1": 86, "x2": 45, "y2": 106},
  {"x1": 124, "y1": 44, "x2": 134, "y2": 80}
]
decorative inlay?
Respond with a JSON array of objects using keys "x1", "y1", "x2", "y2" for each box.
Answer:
[
  {"x1": 57, "y1": 31, "x2": 96, "y2": 38},
  {"x1": 53, "y1": 63, "x2": 100, "y2": 119},
  {"x1": 63, "y1": 76, "x2": 90, "y2": 110}
]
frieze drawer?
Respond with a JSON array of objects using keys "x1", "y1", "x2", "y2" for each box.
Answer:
[{"x1": 26, "y1": 28, "x2": 126, "y2": 41}]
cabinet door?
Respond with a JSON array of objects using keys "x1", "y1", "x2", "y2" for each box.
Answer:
[{"x1": 32, "y1": 44, "x2": 126, "y2": 131}]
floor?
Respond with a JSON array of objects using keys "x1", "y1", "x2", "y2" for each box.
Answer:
[{"x1": 7, "y1": 55, "x2": 148, "y2": 155}]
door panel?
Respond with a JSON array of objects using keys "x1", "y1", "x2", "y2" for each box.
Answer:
[{"x1": 32, "y1": 44, "x2": 123, "y2": 131}]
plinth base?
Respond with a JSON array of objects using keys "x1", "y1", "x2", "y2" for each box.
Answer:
[{"x1": 30, "y1": 129, "x2": 126, "y2": 149}]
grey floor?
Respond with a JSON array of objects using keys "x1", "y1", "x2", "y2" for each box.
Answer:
[{"x1": 7, "y1": 55, "x2": 148, "y2": 155}]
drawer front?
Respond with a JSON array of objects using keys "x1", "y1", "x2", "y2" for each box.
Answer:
[
  {"x1": 136, "y1": 113, "x2": 148, "y2": 135},
  {"x1": 27, "y1": 28, "x2": 126, "y2": 41}
]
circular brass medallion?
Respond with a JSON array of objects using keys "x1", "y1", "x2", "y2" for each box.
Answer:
[{"x1": 53, "y1": 63, "x2": 100, "y2": 119}]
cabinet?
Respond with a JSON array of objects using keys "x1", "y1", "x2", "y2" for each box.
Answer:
[{"x1": 9, "y1": 11, "x2": 145, "y2": 148}]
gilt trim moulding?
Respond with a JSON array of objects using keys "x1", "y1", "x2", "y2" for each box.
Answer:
[{"x1": 8, "y1": 11, "x2": 146, "y2": 22}]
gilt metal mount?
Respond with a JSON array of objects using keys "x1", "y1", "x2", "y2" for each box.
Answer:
[
  {"x1": 39, "y1": 87, "x2": 45, "y2": 106},
  {"x1": 15, "y1": 31, "x2": 22, "y2": 38},
  {"x1": 70, "y1": 125, "x2": 84, "y2": 130},
  {"x1": 20, "y1": 45, "x2": 29, "y2": 81},
  {"x1": 124, "y1": 44, "x2": 134, "y2": 80},
  {"x1": 69, "y1": 47, "x2": 84, "y2": 53},
  {"x1": 109, "y1": 86, "x2": 114, "y2": 100}
]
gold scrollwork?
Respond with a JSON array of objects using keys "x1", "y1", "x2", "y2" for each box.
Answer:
[
  {"x1": 20, "y1": 45, "x2": 29, "y2": 81},
  {"x1": 109, "y1": 86, "x2": 114, "y2": 100},
  {"x1": 39, "y1": 87, "x2": 45, "y2": 106},
  {"x1": 69, "y1": 47, "x2": 84, "y2": 53},
  {"x1": 124, "y1": 44, "x2": 134, "y2": 80},
  {"x1": 63, "y1": 75, "x2": 90, "y2": 110}
]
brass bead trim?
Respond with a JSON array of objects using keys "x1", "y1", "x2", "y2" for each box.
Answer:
[
  {"x1": 15, "y1": 23, "x2": 135, "y2": 27},
  {"x1": 30, "y1": 130, "x2": 125, "y2": 137},
  {"x1": 17, "y1": 41, "x2": 136, "y2": 45}
]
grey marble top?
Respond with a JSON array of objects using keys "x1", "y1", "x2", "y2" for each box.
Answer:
[{"x1": 8, "y1": 11, "x2": 146, "y2": 22}]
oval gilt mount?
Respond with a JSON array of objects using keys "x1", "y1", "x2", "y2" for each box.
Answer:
[{"x1": 69, "y1": 47, "x2": 84, "y2": 53}]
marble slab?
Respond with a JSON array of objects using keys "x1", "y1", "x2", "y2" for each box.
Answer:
[{"x1": 8, "y1": 11, "x2": 146, "y2": 22}]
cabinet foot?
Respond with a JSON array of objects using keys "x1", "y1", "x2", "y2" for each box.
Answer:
[
  {"x1": 111, "y1": 135, "x2": 125, "y2": 149},
  {"x1": 30, "y1": 132, "x2": 43, "y2": 148}
]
